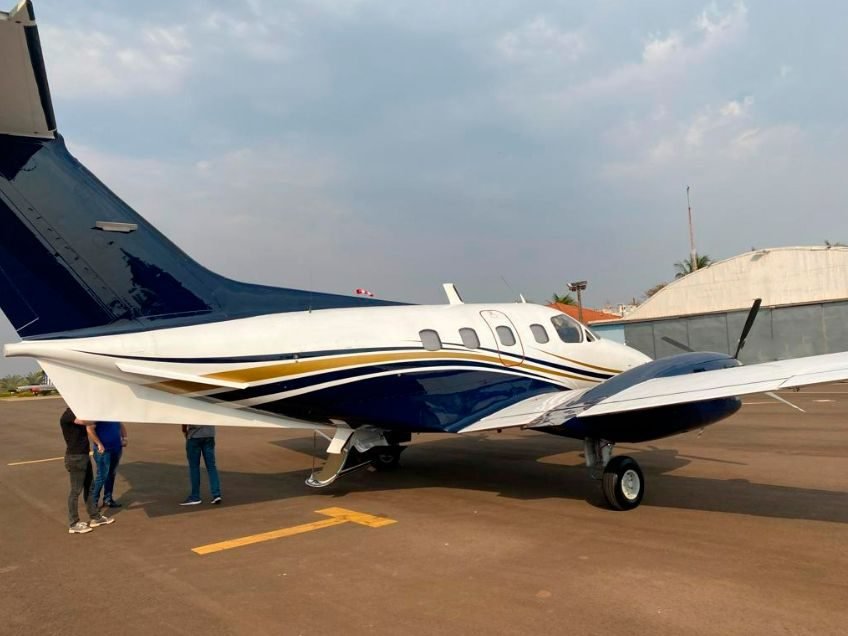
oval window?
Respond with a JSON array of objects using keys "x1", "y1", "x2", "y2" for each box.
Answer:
[
  {"x1": 419, "y1": 329, "x2": 442, "y2": 351},
  {"x1": 530, "y1": 324, "x2": 549, "y2": 344},
  {"x1": 459, "y1": 327, "x2": 480, "y2": 349},
  {"x1": 496, "y1": 325, "x2": 516, "y2": 347}
]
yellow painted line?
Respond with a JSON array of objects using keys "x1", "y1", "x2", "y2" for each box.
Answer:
[
  {"x1": 192, "y1": 507, "x2": 397, "y2": 555},
  {"x1": 7, "y1": 456, "x2": 64, "y2": 466}
]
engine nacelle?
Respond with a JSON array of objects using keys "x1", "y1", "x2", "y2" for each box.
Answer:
[{"x1": 553, "y1": 352, "x2": 743, "y2": 443}]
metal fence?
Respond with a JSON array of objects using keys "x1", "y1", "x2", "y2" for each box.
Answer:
[{"x1": 622, "y1": 300, "x2": 848, "y2": 363}]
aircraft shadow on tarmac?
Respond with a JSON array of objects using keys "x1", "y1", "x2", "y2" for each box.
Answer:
[{"x1": 116, "y1": 434, "x2": 848, "y2": 523}]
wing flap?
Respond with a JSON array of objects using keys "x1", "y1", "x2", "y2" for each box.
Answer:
[{"x1": 459, "y1": 389, "x2": 590, "y2": 433}]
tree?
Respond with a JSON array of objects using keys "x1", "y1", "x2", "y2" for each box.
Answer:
[
  {"x1": 643, "y1": 282, "x2": 668, "y2": 300},
  {"x1": 0, "y1": 374, "x2": 25, "y2": 392},
  {"x1": 674, "y1": 254, "x2": 712, "y2": 278},
  {"x1": 551, "y1": 293, "x2": 576, "y2": 305},
  {"x1": 25, "y1": 370, "x2": 44, "y2": 386},
  {"x1": 825, "y1": 240, "x2": 845, "y2": 248}
]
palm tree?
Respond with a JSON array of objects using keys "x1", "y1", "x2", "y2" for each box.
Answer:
[
  {"x1": 0, "y1": 374, "x2": 25, "y2": 392},
  {"x1": 643, "y1": 282, "x2": 668, "y2": 300},
  {"x1": 25, "y1": 370, "x2": 45, "y2": 386},
  {"x1": 674, "y1": 254, "x2": 712, "y2": 278},
  {"x1": 551, "y1": 293, "x2": 576, "y2": 305}
]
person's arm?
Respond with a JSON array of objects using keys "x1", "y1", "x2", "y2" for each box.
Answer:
[
  {"x1": 120, "y1": 423, "x2": 128, "y2": 447},
  {"x1": 181, "y1": 425, "x2": 188, "y2": 439},
  {"x1": 86, "y1": 423, "x2": 105, "y2": 454}
]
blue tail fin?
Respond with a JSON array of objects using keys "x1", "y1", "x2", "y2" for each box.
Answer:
[{"x1": 0, "y1": 4, "x2": 398, "y2": 339}]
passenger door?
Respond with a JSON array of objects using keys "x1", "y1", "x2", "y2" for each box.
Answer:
[{"x1": 480, "y1": 310, "x2": 525, "y2": 366}]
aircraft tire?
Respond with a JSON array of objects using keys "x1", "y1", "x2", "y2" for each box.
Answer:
[
  {"x1": 370, "y1": 446, "x2": 403, "y2": 471},
  {"x1": 602, "y1": 456, "x2": 644, "y2": 510}
]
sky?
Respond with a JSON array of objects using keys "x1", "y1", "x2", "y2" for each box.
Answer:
[{"x1": 2, "y1": 0, "x2": 847, "y2": 375}]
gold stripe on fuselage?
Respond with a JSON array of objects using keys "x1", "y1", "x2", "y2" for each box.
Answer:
[
  {"x1": 148, "y1": 349, "x2": 608, "y2": 395},
  {"x1": 205, "y1": 350, "x2": 602, "y2": 385},
  {"x1": 544, "y1": 351, "x2": 622, "y2": 374}
]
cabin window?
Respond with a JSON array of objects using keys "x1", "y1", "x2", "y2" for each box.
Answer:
[
  {"x1": 419, "y1": 329, "x2": 442, "y2": 351},
  {"x1": 550, "y1": 314, "x2": 583, "y2": 344},
  {"x1": 530, "y1": 324, "x2": 549, "y2": 344},
  {"x1": 459, "y1": 327, "x2": 480, "y2": 349},
  {"x1": 496, "y1": 326, "x2": 516, "y2": 347}
]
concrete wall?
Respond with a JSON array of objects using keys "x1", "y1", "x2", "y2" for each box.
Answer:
[{"x1": 622, "y1": 300, "x2": 848, "y2": 363}]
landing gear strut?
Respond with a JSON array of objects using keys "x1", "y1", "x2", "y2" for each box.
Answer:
[
  {"x1": 584, "y1": 438, "x2": 645, "y2": 510},
  {"x1": 306, "y1": 426, "x2": 406, "y2": 487}
]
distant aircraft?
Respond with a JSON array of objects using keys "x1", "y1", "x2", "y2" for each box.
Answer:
[
  {"x1": 2, "y1": 1, "x2": 848, "y2": 509},
  {"x1": 16, "y1": 381, "x2": 57, "y2": 395}
]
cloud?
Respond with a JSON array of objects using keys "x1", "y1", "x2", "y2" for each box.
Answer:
[
  {"x1": 683, "y1": 96, "x2": 753, "y2": 147},
  {"x1": 571, "y1": 2, "x2": 748, "y2": 101},
  {"x1": 41, "y1": 24, "x2": 191, "y2": 98},
  {"x1": 642, "y1": 33, "x2": 683, "y2": 65},
  {"x1": 201, "y1": 8, "x2": 300, "y2": 62},
  {"x1": 496, "y1": 17, "x2": 586, "y2": 66},
  {"x1": 603, "y1": 95, "x2": 776, "y2": 175}
]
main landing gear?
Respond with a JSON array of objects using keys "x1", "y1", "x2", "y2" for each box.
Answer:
[
  {"x1": 584, "y1": 438, "x2": 645, "y2": 510},
  {"x1": 306, "y1": 426, "x2": 406, "y2": 488}
]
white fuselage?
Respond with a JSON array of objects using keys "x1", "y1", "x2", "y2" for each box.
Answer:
[{"x1": 5, "y1": 302, "x2": 649, "y2": 432}]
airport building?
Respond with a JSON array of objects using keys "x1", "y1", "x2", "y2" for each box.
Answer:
[{"x1": 589, "y1": 246, "x2": 848, "y2": 362}]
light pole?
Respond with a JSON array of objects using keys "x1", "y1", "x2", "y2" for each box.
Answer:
[{"x1": 568, "y1": 280, "x2": 588, "y2": 324}]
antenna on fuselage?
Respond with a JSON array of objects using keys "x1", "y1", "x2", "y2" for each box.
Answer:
[
  {"x1": 443, "y1": 283, "x2": 464, "y2": 305},
  {"x1": 499, "y1": 275, "x2": 525, "y2": 303}
]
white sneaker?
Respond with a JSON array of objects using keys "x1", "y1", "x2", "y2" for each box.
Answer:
[
  {"x1": 89, "y1": 514, "x2": 114, "y2": 527},
  {"x1": 69, "y1": 521, "x2": 92, "y2": 534}
]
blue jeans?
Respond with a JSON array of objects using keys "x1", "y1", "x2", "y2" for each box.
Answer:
[
  {"x1": 90, "y1": 446, "x2": 122, "y2": 506},
  {"x1": 186, "y1": 437, "x2": 221, "y2": 499}
]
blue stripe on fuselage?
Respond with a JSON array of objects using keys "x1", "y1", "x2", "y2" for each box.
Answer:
[{"x1": 237, "y1": 369, "x2": 562, "y2": 433}]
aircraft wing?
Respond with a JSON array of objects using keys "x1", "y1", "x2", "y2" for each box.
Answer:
[
  {"x1": 580, "y1": 351, "x2": 848, "y2": 417},
  {"x1": 458, "y1": 389, "x2": 591, "y2": 433},
  {"x1": 459, "y1": 351, "x2": 848, "y2": 432}
]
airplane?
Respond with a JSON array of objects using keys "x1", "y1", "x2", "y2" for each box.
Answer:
[
  {"x1": 16, "y1": 381, "x2": 57, "y2": 395},
  {"x1": 3, "y1": 1, "x2": 848, "y2": 511}
]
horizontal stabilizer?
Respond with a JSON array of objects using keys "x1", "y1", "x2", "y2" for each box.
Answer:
[
  {"x1": 39, "y1": 359, "x2": 330, "y2": 430},
  {"x1": 115, "y1": 362, "x2": 250, "y2": 390}
]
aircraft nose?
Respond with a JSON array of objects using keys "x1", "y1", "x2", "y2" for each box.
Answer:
[{"x1": 612, "y1": 341, "x2": 652, "y2": 369}]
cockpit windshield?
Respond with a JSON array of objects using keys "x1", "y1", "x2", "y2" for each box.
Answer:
[{"x1": 550, "y1": 314, "x2": 583, "y2": 343}]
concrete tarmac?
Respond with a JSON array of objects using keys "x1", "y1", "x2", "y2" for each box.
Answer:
[{"x1": 1, "y1": 387, "x2": 847, "y2": 635}]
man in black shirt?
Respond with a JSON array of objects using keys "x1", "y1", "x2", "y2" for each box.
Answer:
[{"x1": 60, "y1": 407, "x2": 115, "y2": 534}]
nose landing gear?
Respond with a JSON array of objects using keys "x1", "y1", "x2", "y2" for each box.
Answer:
[{"x1": 584, "y1": 438, "x2": 645, "y2": 510}]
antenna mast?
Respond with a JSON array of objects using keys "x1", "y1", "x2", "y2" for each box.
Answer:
[{"x1": 687, "y1": 185, "x2": 698, "y2": 272}]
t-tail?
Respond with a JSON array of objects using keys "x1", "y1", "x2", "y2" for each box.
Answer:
[{"x1": 0, "y1": 1, "x2": 397, "y2": 341}]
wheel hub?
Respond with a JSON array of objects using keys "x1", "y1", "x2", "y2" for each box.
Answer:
[{"x1": 620, "y1": 468, "x2": 641, "y2": 501}]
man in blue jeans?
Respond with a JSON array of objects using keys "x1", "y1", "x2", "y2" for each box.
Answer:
[
  {"x1": 180, "y1": 425, "x2": 222, "y2": 505},
  {"x1": 87, "y1": 420, "x2": 127, "y2": 508},
  {"x1": 60, "y1": 408, "x2": 115, "y2": 533}
]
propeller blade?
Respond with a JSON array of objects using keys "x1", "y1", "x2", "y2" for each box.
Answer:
[
  {"x1": 661, "y1": 336, "x2": 694, "y2": 353},
  {"x1": 733, "y1": 298, "x2": 762, "y2": 359}
]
